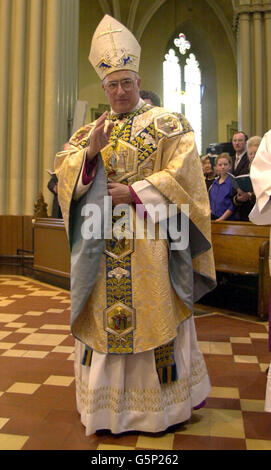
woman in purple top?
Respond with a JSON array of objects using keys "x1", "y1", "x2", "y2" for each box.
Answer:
[{"x1": 209, "y1": 153, "x2": 236, "y2": 221}]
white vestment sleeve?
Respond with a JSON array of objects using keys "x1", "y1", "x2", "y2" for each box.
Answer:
[
  {"x1": 250, "y1": 130, "x2": 271, "y2": 212},
  {"x1": 131, "y1": 180, "x2": 169, "y2": 223},
  {"x1": 249, "y1": 200, "x2": 271, "y2": 225}
]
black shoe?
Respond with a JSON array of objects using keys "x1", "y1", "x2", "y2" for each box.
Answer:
[{"x1": 95, "y1": 429, "x2": 111, "y2": 436}]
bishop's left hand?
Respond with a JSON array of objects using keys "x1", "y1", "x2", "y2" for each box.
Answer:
[{"x1": 107, "y1": 182, "x2": 133, "y2": 206}]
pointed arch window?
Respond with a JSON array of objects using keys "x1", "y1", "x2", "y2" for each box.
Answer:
[{"x1": 163, "y1": 40, "x2": 202, "y2": 154}]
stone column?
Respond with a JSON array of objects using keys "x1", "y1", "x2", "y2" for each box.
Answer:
[
  {"x1": 8, "y1": 0, "x2": 27, "y2": 214},
  {"x1": 41, "y1": 0, "x2": 62, "y2": 202},
  {"x1": 41, "y1": 0, "x2": 79, "y2": 206},
  {"x1": 238, "y1": 12, "x2": 252, "y2": 136},
  {"x1": 264, "y1": 11, "x2": 271, "y2": 130},
  {"x1": 24, "y1": 0, "x2": 44, "y2": 214},
  {"x1": 67, "y1": 0, "x2": 79, "y2": 138},
  {"x1": 253, "y1": 11, "x2": 264, "y2": 136},
  {"x1": 235, "y1": 2, "x2": 271, "y2": 135},
  {"x1": 0, "y1": 0, "x2": 12, "y2": 213},
  {"x1": 0, "y1": 0, "x2": 79, "y2": 215}
]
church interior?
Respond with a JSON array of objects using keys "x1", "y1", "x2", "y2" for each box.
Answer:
[{"x1": 0, "y1": 0, "x2": 271, "y2": 451}]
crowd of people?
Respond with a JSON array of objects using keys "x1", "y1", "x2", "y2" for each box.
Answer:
[{"x1": 201, "y1": 131, "x2": 262, "y2": 222}]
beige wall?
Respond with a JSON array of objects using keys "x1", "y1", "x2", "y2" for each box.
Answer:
[
  {"x1": 78, "y1": 0, "x2": 238, "y2": 151},
  {"x1": 7, "y1": 1, "x2": 271, "y2": 216},
  {"x1": 0, "y1": 0, "x2": 79, "y2": 216},
  {"x1": 78, "y1": 2, "x2": 105, "y2": 123},
  {"x1": 2, "y1": 1, "x2": 270, "y2": 216}
]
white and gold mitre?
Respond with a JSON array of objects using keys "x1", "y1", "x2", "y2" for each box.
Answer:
[{"x1": 88, "y1": 14, "x2": 141, "y2": 80}]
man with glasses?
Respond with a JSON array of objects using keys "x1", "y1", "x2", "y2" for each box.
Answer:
[{"x1": 55, "y1": 15, "x2": 216, "y2": 436}]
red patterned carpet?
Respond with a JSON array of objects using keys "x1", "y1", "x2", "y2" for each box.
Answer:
[{"x1": 0, "y1": 275, "x2": 270, "y2": 450}]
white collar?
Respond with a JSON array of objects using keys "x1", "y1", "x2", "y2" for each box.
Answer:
[{"x1": 235, "y1": 150, "x2": 246, "y2": 160}]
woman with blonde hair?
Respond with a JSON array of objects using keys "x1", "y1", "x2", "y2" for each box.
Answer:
[{"x1": 246, "y1": 135, "x2": 262, "y2": 164}]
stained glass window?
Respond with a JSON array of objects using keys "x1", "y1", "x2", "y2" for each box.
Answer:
[
  {"x1": 184, "y1": 53, "x2": 202, "y2": 154},
  {"x1": 163, "y1": 37, "x2": 202, "y2": 153},
  {"x1": 174, "y1": 33, "x2": 191, "y2": 55},
  {"x1": 163, "y1": 49, "x2": 181, "y2": 113}
]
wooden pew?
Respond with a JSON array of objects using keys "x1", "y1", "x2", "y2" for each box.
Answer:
[
  {"x1": 0, "y1": 215, "x2": 33, "y2": 265},
  {"x1": 33, "y1": 218, "x2": 271, "y2": 319},
  {"x1": 211, "y1": 221, "x2": 270, "y2": 319},
  {"x1": 33, "y1": 218, "x2": 70, "y2": 288}
]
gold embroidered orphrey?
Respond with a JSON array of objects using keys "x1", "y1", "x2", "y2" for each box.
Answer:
[
  {"x1": 104, "y1": 301, "x2": 136, "y2": 338},
  {"x1": 108, "y1": 267, "x2": 130, "y2": 282},
  {"x1": 101, "y1": 140, "x2": 138, "y2": 183},
  {"x1": 104, "y1": 232, "x2": 134, "y2": 261}
]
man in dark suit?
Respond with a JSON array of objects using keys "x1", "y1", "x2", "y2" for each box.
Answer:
[
  {"x1": 232, "y1": 131, "x2": 250, "y2": 176},
  {"x1": 231, "y1": 131, "x2": 252, "y2": 220}
]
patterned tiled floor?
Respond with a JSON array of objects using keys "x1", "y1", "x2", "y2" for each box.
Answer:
[{"x1": 0, "y1": 275, "x2": 270, "y2": 450}]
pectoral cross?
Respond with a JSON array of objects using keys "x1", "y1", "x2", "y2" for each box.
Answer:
[{"x1": 98, "y1": 24, "x2": 122, "y2": 54}]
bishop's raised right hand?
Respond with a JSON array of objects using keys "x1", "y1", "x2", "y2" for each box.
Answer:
[{"x1": 86, "y1": 111, "x2": 114, "y2": 161}]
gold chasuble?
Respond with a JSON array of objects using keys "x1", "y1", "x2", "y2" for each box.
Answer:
[{"x1": 55, "y1": 104, "x2": 216, "y2": 358}]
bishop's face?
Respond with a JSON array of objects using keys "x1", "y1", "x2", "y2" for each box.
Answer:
[{"x1": 102, "y1": 70, "x2": 141, "y2": 114}]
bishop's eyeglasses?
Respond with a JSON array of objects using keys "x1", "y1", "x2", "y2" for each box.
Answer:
[{"x1": 104, "y1": 78, "x2": 136, "y2": 93}]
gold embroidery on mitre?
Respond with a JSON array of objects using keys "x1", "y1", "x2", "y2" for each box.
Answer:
[
  {"x1": 89, "y1": 15, "x2": 141, "y2": 80},
  {"x1": 96, "y1": 23, "x2": 138, "y2": 72},
  {"x1": 97, "y1": 52, "x2": 138, "y2": 72}
]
